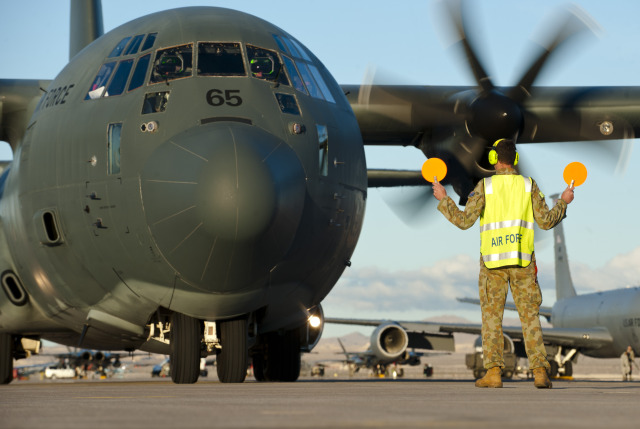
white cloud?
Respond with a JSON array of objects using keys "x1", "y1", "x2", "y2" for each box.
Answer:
[
  {"x1": 324, "y1": 246, "x2": 640, "y2": 317},
  {"x1": 324, "y1": 253, "x2": 479, "y2": 314}
]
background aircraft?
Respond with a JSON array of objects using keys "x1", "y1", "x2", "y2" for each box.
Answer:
[
  {"x1": 334, "y1": 335, "x2": 424, "y2": 377},
  {"x1": 5, "y1": 0, "x2": 640, "y2": 378},
  {"x1": 328, "y1": 202, "x2": 640, "y2": 378}
]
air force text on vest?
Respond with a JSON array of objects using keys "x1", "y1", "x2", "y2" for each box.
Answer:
[{"x1": 491, "y1": 233, "x2": 523, "y2": 247}]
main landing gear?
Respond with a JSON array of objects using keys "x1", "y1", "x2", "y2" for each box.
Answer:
[
  {"x1": 252, "y1": 329, "x2": 301, "y2": 382},
  {"x1": 0, "y1": 333, "x2": 14, "y2": 384},
  {"x1": 170, "y1": 313, "x2": 201, "y2": 384},
  {"x1": 170, "y1": 313, "x2": 249, "y2": 384},
  {"x1": 216, "y1": 318, "x2": 248, "y2": 383}
]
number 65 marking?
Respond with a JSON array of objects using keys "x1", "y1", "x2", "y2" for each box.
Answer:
[{"x1": 206, "y1": 89, "x2": 243, "y2": 107}]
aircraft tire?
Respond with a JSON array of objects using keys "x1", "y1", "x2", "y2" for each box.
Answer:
[
  {"x1": 0, "y1": 333, "x2": 13, "y2": 384},
  {"x1": 217, "y1": 318, "x2": 248, "y2": 383},
  {"x1": 563, "y1": 361, "x2": 573, "y2": 377},
  {"x1": 473, "y1": 369, "x2": 486, "y2": 379},
  {"x1": 252, "y1": 354, "x2": 266, "y2": 381},
  {"x1": 548, "y1": 361, "x2": 559, "y2": 378},
  {"x1": 170, "y1": 313, "x2": 201, "y2": 384},
  {"x1": 263, "y1": 330, "x2": 301, "y2": 382}
]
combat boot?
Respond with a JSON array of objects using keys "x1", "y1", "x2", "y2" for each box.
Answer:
[
  {"x1": 533, "y1": 367, "x2": 552, "y2": 388},
  {"x1": 475, "y1": 367, "x2": 503, "y2": 388}
]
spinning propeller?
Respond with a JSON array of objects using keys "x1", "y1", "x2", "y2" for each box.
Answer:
[{"x1": 427, "y1": 0, "x2": 598, "y2": 202}]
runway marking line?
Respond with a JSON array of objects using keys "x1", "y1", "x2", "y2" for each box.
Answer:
[{"x1": 75, "y1": 396, "x2": 177, "y2": 399}]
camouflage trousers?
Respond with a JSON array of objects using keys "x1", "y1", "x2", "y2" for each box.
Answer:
[{"x1": 478, "y1": 259, "x2": 550, "y2": 371}]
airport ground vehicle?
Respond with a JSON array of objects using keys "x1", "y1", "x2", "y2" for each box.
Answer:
[{"x1": 43, "y1": 366, "x2": 75, "y2": 379}]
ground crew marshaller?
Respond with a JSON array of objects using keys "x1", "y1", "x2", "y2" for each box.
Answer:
[{"x1": 432, "y1": 138, "x2": 574, "y2": 389}]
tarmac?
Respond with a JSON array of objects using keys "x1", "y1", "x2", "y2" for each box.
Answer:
[{"x1": 1, "y1": 376, "x2": 639, "y2": 429}]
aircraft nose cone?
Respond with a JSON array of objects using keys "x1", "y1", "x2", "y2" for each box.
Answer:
[{"x1": 141, "y1": 123, "x2": 305, "y2": 292}]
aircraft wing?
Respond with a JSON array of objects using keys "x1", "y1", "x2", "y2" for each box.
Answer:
[
  {"x1": 342, "y1": 84, "x2": 640, "y2": 147},
  {"x1": 0, "y1": 79, "x2": 49, "y2": 150},
  {"x1": 325, "y1": 318, "x2": 614, "y2": 351},
  {"x1": 457, "y1": 297, "x2": 553, "y2": 322}
]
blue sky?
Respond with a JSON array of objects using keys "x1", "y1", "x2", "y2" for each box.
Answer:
[{"x1": 2, "y1": 1, "x2": 640, "y2": 338}]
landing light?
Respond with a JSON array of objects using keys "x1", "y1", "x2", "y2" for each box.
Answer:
[{"x1": 308, "y1": 315, "x2": 322, "y2": 329}]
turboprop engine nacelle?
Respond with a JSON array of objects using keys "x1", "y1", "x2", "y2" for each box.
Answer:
[{"x1": 370, "y1": 322, "x2": 409, "y2": 361}]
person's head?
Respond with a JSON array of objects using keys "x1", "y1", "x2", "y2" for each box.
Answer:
[
  {"x1": 491, "y1": 138, "x2": 518, "y2": 166},
  {"x1": 628, "y1": 346, "x2": 633, "y2": 353}
]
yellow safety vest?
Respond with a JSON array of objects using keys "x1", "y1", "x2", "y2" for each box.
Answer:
[{"x1": 480, "y1": 175, "x2": 534, "y2": 268}]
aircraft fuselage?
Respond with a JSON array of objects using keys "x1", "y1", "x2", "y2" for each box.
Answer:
[
  {"x1": 552, "y1": 287, "x2": 640, "y2": 358},
  {"x1": 0, "y1": 7, "x2": 367, "y2": 350}
]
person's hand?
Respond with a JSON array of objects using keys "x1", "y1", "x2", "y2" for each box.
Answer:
[
  {"x1": 561, "y1": 185, "x2": 574, "y2": 204},
  {"x1": 433, "y1": 182, "x2": 447, "y2": 201}
]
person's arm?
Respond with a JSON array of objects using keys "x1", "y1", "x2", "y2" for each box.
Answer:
[
  {"x1": 531, "y1": 179, "x2": 569, "y2": 230},
  {"x1": 435, "y1": 180, "x2": 484, "y2": 230}
]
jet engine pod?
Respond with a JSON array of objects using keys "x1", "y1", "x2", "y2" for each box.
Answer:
[
  {"x1": 141, "y1": 122, "x2": 306, "y2": 293},
  {"x1": 370, "y1": 322, "x2": 409, "y2": 361}
]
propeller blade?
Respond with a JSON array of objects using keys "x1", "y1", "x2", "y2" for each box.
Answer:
[
  {"x1": 442, "y1": 0, "x2": 494, "y2": 92},
  {"x1": 509, "y1": 5, "x2": 600, "y2": 103},
  {"x1": 379, "y1": 186, "x2": 436, "y2": 227}
]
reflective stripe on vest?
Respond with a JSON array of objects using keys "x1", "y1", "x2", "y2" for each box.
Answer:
[{"x1": 480, "y1": 175, "x2": 534, "y2": 268}]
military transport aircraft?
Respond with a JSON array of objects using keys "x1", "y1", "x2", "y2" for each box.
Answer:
[
  {"x1": 328, "y1": 205, "x2": 640, "y2": 378},
  {"x1": 2, "y1": 0, "x2": 640, "y2": 385}
]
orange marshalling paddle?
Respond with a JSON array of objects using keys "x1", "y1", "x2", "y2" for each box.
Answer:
[
  {"x1": 563, "y1": 162, "x2": 587, "y2": 188},
  {"x1": 421, "y1": 158, "x2": 447, "y2": 184}
]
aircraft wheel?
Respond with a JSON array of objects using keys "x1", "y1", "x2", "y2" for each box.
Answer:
[
  {"x1": 563, "y1": 361, "x2": 573, "y2": 377},
  {"x1": 170, "y1": 313, "x2": 202, "y2": 384},
  {"x1": 252, "y1": 354, "x2": 266, "y2": 382},
  {"x1": 473, "y1": 369, "x2": 486, "y2": 379},
  {"x1": 0, "y1": 333, "x2": 14, "y2": 384},
  {"x1": 503, "y1": 370, "x2": 513, "y2": 379},
  {"x1": 217, "y1": 318, "x2": 248, "y2": 383},
  {"x1": 263, "y1": 330, "x2": 300, "y2": 382},
  {"x1": 548, "y1": 361, "x2": 559, "y2": 378}
]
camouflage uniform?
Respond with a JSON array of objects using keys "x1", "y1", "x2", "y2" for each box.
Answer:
[{"x1": 437, "y1": 167, "x2": 567, "y2": 370}]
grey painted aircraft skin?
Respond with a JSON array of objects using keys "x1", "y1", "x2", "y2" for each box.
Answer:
[
  {"x1": 549, "y1": 221, "x2": 640, "y2": 358},
  {"x1": 2, "y1": 6, "x2": 365, "y2": 342}
]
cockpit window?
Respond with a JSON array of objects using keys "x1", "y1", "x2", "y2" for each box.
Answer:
[
  {"x1": 272, "y1": 35, "x2": 288, "y2": 54},
  {"x1": 106, "y1": 59, "x2": 134, "y2": 97},
  {"x1": 296, "y1": 62, "x2": 324, "y2": 100},
  {"x1": 288, "y1": 38, "x2": 312, "y2": 62},
  {"x1": 142, "y1": 91, "x2": 170, "y2": 114},
  {"x1": 306, "y1": 64, "x2": 335, "y2": 103},
  {"x1": 141, "y1": 33, "x2": 157, "y2": 52},
  {"x1": 150, "y1": 44, "x2": 193, "y2": 84},
  {"x1": 85, "y1": 61, "x2": 117, "y2": 99},
  {"x1": 282, "y1": 56, "x2": 307, "y2": 95},
  {"x1": 246, "y1": 45, "x2": 289, "y2": 85},
  {"x1": 275, "y1": 93, "x2": 300, "y2": 115},
  {"x1": 128, "y1": 54, "x2": 151, "y2": 92},
  {"x1": 108, "y1": 37, "x2": 132, "y2": 58},
  {"x1": 197, "y1": 43, "x2": 245, "y2": 76},
  {"x1": 124, "y1": 34, "x2": 145, "y2": 56}
]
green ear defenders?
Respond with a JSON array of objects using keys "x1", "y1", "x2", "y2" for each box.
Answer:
[{"x1": 488, "y1": 139, "x2": 519, "y2": 166}]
